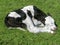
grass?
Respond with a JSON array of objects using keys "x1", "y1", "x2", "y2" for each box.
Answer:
[{"x1": 0, "y1": 0, "x2": 60, "y2": 45}]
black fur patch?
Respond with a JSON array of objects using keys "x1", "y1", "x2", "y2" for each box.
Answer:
[
  {"x1": 33, "y1": 6, "x2": 47, "y2": 25},
  {"x1": 14, "y1": 9, "x2": 26, "y2": 20},
  {"x1": 27, "y1": 10, "x2": 32, "y2": 18},
  {"x1": 55, "y1": 22, "x2": 58, "y2": 27},
  {"x1": 5, "y1": 12, "x2": 27, "y2": 28}
]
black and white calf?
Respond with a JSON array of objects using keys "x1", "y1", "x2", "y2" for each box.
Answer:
[{"x1": 5, "y1": 5, "x2": 57, "y2": 33}]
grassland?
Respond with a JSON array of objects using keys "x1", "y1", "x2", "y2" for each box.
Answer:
[{"x1": 0, "y1": 0, "x2": 60, "y2": 45}]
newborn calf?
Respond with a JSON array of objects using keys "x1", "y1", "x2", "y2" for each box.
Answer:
[{"x1": 5, "y1": 5, "x2": 57, "y2": 33}]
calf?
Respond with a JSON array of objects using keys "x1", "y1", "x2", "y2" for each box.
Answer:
[{"x1": 5, "y1": 5, "x2": 57, "y2": 33}]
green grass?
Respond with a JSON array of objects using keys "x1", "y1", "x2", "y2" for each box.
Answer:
[{"x1": 0, "y1": 0, "x2": 60, "y2": 45}]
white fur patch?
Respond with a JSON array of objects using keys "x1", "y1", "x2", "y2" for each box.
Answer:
[
  {"x1": 8, "y1": 27, "x2": 26, "y2": 31},
  {"x1": 45, "y1": 16, "x2": 56, "y2": 30},
  {"x1": 21, "y1": 5, "x2": 34, "y2": 16},
  {"x1": 8, "y1": 12, "x2": 21, "y2": 18}
]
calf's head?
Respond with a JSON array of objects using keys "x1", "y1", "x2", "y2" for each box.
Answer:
[{"x1": 45, "y1": 13, "x2": 57, "y2": 30}]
